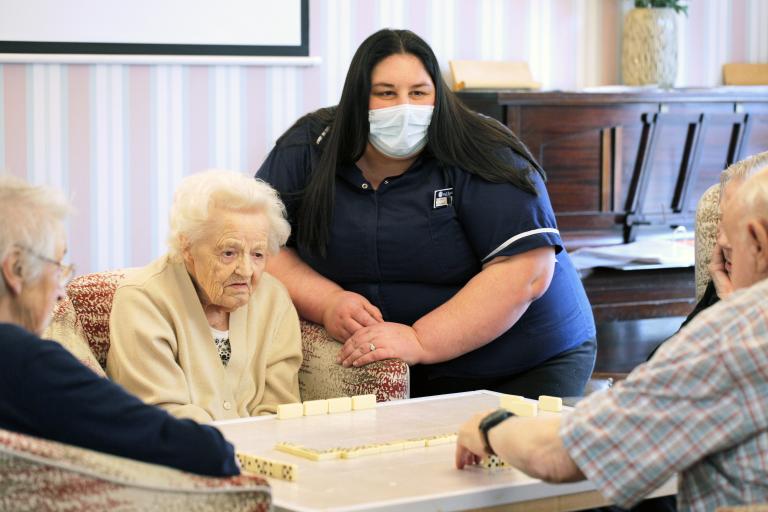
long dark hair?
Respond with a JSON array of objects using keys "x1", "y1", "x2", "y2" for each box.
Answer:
[{"x1": 295, "y1": 29, "x2": 543, "y2": 256}]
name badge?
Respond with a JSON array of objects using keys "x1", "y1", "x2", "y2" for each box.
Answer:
[{"x1": 433, "y1": 188, "x2": 454, "y2": 209}]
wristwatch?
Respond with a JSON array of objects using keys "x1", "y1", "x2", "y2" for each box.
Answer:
[{"x1": 479, "y1": 408, "x2": 515, "y2": 456}]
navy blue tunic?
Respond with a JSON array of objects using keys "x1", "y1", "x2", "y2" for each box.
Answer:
[
  {"x1": 258, "y1": 119, "x2": 595, "y2": 380},
  {"x1": 0, "y1": 323, "x2": 239, "y2": 476}
]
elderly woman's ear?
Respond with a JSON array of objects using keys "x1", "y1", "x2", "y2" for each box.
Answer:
[
  {"x1": 179, "y1": 236, "x2": 193, "y2": 265},
  {"x1": 1, "y1": 250, "x2": 24, "y2": 295}
]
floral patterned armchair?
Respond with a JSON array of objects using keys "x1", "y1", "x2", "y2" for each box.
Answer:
[{"x1": 694, "y1": 183, "x2": 720, "y2": 301}]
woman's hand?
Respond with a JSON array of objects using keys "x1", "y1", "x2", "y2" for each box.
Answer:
[
  {"x1": 337, "y1": 322, "x2": 426, "y2": 366},
  {"x1": 708, "y1": 241, "x2": 734, "y2": 299},
  {"x1": 322, "y1": 290, "x2": 383, "y2": 341}
]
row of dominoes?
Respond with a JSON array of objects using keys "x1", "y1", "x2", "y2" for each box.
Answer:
[
  {"x1": 498, "y1": 394, "x2": 563, "y2": 417},
  {"x1": 236, "y1": 452, "x2": 298, "y2": 481},
  {"x1": 276, "y1": 394, "x2": 377, "y2": 419},
  {"x1": 274, "y1": 433, "x2": 458, "y2": 461}
]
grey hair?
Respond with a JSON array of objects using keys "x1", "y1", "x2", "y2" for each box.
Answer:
[
  {"x1": 0, "y1": 175, "x2": 71, "y2": 298},
  {"x1": 720, "y1": 150, "x2": 768, "y2": 200},
  {"x1": 167, "y1": 169, "x2": 291, "y2": 261}
]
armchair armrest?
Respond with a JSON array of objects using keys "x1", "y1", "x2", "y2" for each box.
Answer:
[
  {"x1": 0, "y1": 428, "x2": 270, "y2": 512},
  {"x1": 298, "y1": 320, "x2": 409, "y2": 402}
]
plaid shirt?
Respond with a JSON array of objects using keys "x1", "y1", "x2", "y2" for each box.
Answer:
[{"x1": 561, "y1": 278, "x2": 768, "y2": 511}]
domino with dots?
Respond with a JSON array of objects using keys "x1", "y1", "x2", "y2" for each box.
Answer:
[
  {"x1": 478, "y1": 454, "x2": 510, "y2": 469},
  {"x1": 236, "y1": 452, "x2": 298, "y2": 481},
  {"x1": 272, "y1": 463, "x2": 297, "y2": 481}
]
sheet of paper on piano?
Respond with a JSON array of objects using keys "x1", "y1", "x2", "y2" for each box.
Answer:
[{"x1": 570, "y1": 235, "x2": 694, "y2": 271}]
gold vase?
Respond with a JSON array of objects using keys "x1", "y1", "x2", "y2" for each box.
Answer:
[{"x1": 622, "y1": 7, "x2": 678, "y2": 88}]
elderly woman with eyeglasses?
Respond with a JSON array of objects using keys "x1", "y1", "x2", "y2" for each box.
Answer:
[
  {"x1": 0, "y1": 176, "x2": 238, "y2": 476},
  {"x1": 106, "y1": 170, "x2": 302, "y2": 422}
]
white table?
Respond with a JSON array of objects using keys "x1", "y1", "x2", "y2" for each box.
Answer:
[{"x1": 215, "y1": 391, "x2": 675, "y2": 512}]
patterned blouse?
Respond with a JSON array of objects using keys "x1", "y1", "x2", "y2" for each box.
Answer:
[{"x1": 210, "y1": 328, "x2": 231, "y2": 367}]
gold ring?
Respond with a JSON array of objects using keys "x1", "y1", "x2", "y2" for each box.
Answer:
[{"x1": 369, "y1": 343, "x2": 376, "y2": 352}]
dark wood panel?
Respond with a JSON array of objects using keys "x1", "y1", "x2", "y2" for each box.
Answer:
[
  {"x1": 515, "y1": 105, "x2": 656, "y2": 215},
  {"x1": 583, "y1": 268, "x2": 696, "y2": 323}
]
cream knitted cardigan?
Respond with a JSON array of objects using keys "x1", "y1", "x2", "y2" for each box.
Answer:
[{"x1": 107, "y1": 255, "x2": 302, "y2": 422}]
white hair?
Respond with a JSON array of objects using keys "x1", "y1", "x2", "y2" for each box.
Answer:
[
  {"x1": 0, "y1": 175, "x2": 71, "y2": 298},
  {"x1": 720, "y1": 150, "x2": 768, "y2": 199},
  {"x1": 738, "y1": 167, "x2": 768, "y2": 225},
  {"x1": 167, "y1": 169, "x2": 291, "y2": 261}
]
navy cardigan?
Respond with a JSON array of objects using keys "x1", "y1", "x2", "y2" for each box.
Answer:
[{"x1": 0, "y1": 323, "x2": 239, "y2": 476}]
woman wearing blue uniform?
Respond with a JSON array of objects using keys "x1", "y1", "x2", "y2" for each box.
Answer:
[{"x1": 257, "y1": 29, "x2": 596, "y2": 398}]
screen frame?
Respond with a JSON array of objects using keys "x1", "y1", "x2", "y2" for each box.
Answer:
[{"x1": 0, "y1": 0, "x2": 309, "y2": 57}]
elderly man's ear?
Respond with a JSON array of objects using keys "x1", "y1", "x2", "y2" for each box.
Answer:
[
  {"x1": 747, "y1": 218, "x2": 768, "y2": 276},
  {"x1": 1, "y1": 251, "x2": 24, "y2": 296}
]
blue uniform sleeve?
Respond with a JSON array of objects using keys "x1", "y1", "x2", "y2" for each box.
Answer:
[
  {"x1": 456, "y1": 148, "x2": 563, "y2": 263},
  {"x1": 0, "y1": 327, "x2": 238, "y2": 477}
]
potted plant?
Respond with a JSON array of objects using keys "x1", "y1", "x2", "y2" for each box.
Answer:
[{"x1": 622, "y1": 0, "x2": 688, "y2": 88}]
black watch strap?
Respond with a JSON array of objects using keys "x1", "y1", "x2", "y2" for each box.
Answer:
[{"x1": 479, "y1": 408, "x2": 515, "y2": 456}]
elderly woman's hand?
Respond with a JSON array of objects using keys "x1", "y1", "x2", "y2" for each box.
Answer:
[
  {"x1": 337, "y1": 322, "x2": 426, "y2": 367},
  {"x1": 708, "y1": 241, "x2": 734, "y2": 299},
  {"x1": 323, "y1": 290, "x2": 383, "y2": 342}
]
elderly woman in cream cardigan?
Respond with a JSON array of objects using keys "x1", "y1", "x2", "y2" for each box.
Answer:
[{"x1": 107, "y1": 170, "x2": 302, "y2": 422}]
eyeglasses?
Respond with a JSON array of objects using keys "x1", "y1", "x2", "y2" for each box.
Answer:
[{"x1": 16, "y1": 245, "x2": 75, "y2": 288}]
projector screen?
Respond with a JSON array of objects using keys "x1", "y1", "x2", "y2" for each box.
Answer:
[{"x1": 0, "y1": 0, "x2": 308, "y2": 57}]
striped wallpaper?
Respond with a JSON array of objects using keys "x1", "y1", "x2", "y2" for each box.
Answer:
[{"x1": 1, "y1": 0, "x2": 767, "y2": 274}]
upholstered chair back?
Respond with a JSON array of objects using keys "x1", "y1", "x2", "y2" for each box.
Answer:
[
  {"x1": 694, "y1": 184, "x2": 720, "y2": 301},
  {"x1": 0, "y1": 428, "x2": 271, "y2": 511}
]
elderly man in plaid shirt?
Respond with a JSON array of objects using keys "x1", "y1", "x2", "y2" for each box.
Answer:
[{"x1": 456, "y1": 168, "x2": 768, "y2": 511}]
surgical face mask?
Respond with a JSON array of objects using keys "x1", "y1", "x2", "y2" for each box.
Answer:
[{"x1": 368, "y1": 104, "x2": 434, "y2": 159}]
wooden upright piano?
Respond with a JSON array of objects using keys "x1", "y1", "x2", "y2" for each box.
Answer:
[{"x1": 459, "y1": 87, "x2": 768, "y2": 324}]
